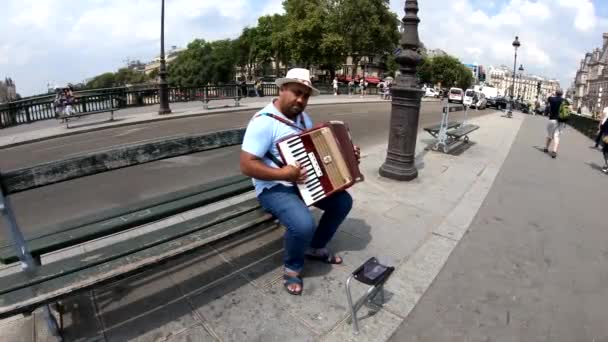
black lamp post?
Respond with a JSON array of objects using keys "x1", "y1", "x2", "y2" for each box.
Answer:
[
  {"x1": 379, "y1": 0, "x2": 423, "y2": 181},
  {"x1": 158, "y1": 0, "x2": 172, "y2": 115},
  {"x1": 517, "y1": 64, "x2": 524, "y2": 100},
  {"x1": 507, "y1": 36, "x2": 520, "y2": 116}
]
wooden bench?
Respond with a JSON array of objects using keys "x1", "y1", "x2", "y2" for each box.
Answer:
[
  {"x1": 56, "y1": 94, "x2": 119, "y2": 129},
  {"x1": 0, "y1": 128, "x2": 274, "y2": 340}
]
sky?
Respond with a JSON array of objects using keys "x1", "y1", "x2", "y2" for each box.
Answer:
[{"x1": 1, "y1": 0, "x2": 608, "y2": 96}]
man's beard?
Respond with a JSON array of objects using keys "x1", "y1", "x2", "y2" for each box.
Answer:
[{"x1": 288, "y1": 105, "x2": 304, "y2": 116}]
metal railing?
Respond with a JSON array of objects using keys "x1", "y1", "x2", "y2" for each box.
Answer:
[
  {"x1": 567, "y1": 113, "x2": 600, "y2": 140},
  {"x1": 0, "y1": 83, "x2": 382, "y2": 129}
]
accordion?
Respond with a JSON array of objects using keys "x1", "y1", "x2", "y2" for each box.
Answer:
[{"x1": 277, "y1": 121, "x2": 364, "y2": 206}]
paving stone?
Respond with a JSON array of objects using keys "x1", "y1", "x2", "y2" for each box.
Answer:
[
  {"x1": 212, "y1": 222, "x2": 284, "y2": 288},
  {"x1": 164, "y1": 324, "x2": 218, "y2": 342},
  {"x1": 321, "y1": 308, "x2": 403, "y2": 342},
  {"x1": 95, "y1": 268, "x2": 199, "y2": 342},
  {"x1": 189, "y1": 274, "x2": 317, "y2": 342},
  {"x1": 164, "y1": 244, "x2": 238, "y2": 298},
  {"x1": 384, "y1": 235, "x2": 457, "y2": 318},
  {"x1": 263, "y1": 261, "x2": 357, "y2": 335},
  {"x1": 35, "y1": 293, "x2": 105, "y2": 342},
  {"x1": 0, "y1": 314, "x2": 34, "y2": 342}
]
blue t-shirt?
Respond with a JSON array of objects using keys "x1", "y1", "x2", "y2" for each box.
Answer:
[{"x1": 241, "y1": 100, "x2": 313, "y2": 196}]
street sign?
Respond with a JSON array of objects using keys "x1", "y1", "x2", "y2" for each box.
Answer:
[{"x1": 393, "y1": 48, "x2": 402, "y2": 56}]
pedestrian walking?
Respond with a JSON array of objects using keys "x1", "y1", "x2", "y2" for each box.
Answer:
[
  {"x1": 348, "y1": 80, "x2": 354, "y2": 96},
  {"x1": 599, "y1": 114, "x2": 608, "y2": 173},
  {"x1": 543, "y1": 89, "x2": 570, "y2": 159},
  {"x1": 332, "y1": 77, "x2": 339, "y2": 96},
  {"x1": 594, "y1": 107, "x2": 608, "y2": 148}
]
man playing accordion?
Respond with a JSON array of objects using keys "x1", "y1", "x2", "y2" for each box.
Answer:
[{"x1": 240, "y1": 68, "x2": 360, "y2": 296}]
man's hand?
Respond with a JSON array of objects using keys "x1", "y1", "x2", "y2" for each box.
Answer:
[
  {"x1": 282, "y1": 162, "x2": 308, "y2": 184},
  {"x1": 354, "y1": 145, "x2": 361, "y2": 164}
]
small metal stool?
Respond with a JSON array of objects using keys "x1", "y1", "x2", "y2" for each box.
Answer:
[{"x1": 345, "y1": 257, "x2": 395, "y2": 334}]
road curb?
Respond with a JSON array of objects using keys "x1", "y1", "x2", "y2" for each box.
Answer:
[{"x1": 0, "y1": 99, "x2": 398, "y2": 150}]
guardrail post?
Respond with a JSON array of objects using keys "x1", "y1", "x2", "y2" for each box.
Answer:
[
  {"x1": 81, "y1": 96, "x2": 88, "y2": 113},
  {"x1": 235, "y1": 85, "x2": 240, "y2": 107},
  {"x1": 203, "y1": 86, "x2": 209, "y2": 110}
]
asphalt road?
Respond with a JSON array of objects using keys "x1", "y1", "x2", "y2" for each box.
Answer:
[
  {"x1": 389, "y1": 115, "x2": 608, "y2": 341},
  {"x1": 0, "y1": 101, "x2": 494, "y2": 240}
]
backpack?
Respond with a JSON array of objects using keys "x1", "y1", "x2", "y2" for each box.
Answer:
[{"x1": 558, "y1": 99, "x2": 570, "y2": 121}]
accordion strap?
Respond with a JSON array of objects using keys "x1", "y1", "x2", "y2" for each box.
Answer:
[
  {"x1": 256, "y1": 113, "x2": 306, "y2": 131},
  {"x1": 255, "y1": 112, "x2": 307, "y2": 168}
]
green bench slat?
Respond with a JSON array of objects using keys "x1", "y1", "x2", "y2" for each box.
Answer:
[
  {"x1": 0, "y1": 206, "x2": 275, "y2": 319},
  {"x1": 424, "y1": 121, "x2": 460, "y2": 132},
  {"x1": 447, "y1": 124, "x2": 480, "y2": 138},
  {"x1": 0, "y1": 174, "x2": 248, "y2": 248},
  {"x1": 0, "y1": 198, "x2": 265, "y2": 297},
  {"x1": 0, "y1": 175, "x2": 253, "y2": 264}
]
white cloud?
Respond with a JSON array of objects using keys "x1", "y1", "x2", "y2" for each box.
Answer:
[
  {"x1": 1, "y1": 0, "x2": 607, "y2": 95},
  {"x1": 558, "y1": 0, "x2": 598, "y2": 32},
  {"x1": 0, "y1": 0, "x2": 268, "y2": 95},
  {"x1": 389, "y1": 0, "x2": 608, "y2": 88}
]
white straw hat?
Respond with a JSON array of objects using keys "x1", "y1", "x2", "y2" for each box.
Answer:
[{"x1": 275, "y1": 68, "x2": 320, "y2": 96}]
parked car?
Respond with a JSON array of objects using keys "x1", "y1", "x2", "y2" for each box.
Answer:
[
  {"x1": 463, "y1": 89, "x2": 476, "y2": 106},
  {"x1": 424, "y1": 88, "x2": 440, "y2": 98},
  {"x1": 471, "y1": 93, "x2": 487, "y2": 109},
  {"x1": 448, "y1": 87, "x2": 464, "y2": 103},
  {"x1": 488, "y1": 96, "x2": 508, "y2": 109}
]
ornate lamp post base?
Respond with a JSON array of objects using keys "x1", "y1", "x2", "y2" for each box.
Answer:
[
  {"x1": 379, "y1": 0, "x2": 423, "y2": 182},
  {"x1": 379, "y1": 159, "x2": 418, "y2": 181}
]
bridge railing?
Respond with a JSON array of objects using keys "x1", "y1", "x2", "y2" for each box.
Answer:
[{"x1": 0, "y1": 83, "x2": 382, "y2": 129}]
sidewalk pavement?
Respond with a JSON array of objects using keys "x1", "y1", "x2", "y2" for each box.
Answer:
[
  {"x1": 1, "y1": 109, "x2": 525, "y2": 341},
  {"x1": 389, "y1": 115, "x2": 608, "y2": 341},
  {"x1": 0, "y1": 95, "x2": 437, "y2": 149}
]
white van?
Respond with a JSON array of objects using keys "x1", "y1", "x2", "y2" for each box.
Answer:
[
  {"x1": 463, "y1": 88, "x2": 476, "y2": 106},
  {"x1": 448, "y1": 88, "x2": 464, "y2": 103}
]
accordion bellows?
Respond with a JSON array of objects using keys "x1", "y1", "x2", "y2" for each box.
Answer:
[{"x1": 277, "y1": 121, "x2": 364, "y2": 206}]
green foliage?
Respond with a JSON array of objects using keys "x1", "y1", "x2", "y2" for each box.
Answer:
[
  {"x1": 81, "y1": 1, "x2": 403, "y2": 89},
  {"x1": 86, "y1": 72, "x2": 116, "y2": 89},
  {"x1": 114, "y1": 68, "x2": 147, "y2": 86},
  {"x1": 168, "y1": 39, "x2": 238, "y2": 86},
  {"x1": 417, "y1": 57, "x2": 432, "y2": 85}
]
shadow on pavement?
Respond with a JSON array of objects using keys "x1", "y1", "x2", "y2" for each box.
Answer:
[
  {"x1": 65, "y1": 118, "x2": 127, "y2": 130},
  {"x1": 85, "y1": 215, "x2": 374, "y2": 340},
  {"x1": 586, "y1": 162, "x2": 606, "y2": 173}
]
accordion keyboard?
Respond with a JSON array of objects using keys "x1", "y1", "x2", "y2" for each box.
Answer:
[
  {"x1": 278, "y1": 126, "x2": 353, "y2": 206},
  {"x1": 281, "y1": 135, "x2": 326, "y2": 205}
]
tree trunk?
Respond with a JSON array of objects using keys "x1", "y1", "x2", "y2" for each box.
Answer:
[{"x1": 351, "y1": 57, "x2": 360, "y2": 79}]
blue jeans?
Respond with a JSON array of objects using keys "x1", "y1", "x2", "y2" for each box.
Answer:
[{"x1": 258, "y1": 184, "x2": 353, "y2": 273}]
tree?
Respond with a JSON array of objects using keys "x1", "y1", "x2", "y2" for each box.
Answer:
[
  {"x1": 283, "y1": 0, "x2": 328, "y2": 68},
  {"x1": 332, "y1": 0, "x2": 400, "y2": 78},
  {"x1": 168, "y1": 38, "x2": 239, "y2": 86},
  {"x1": 86, "y1": 72, "x2": 116, "y2": 89},
  {"x1": 114, "y1": 67, "x2": 147, "y2": 86},
  {"x1": 236, "y1": 27, "x2": 260, "y2": 79},
  {"x1": 417, "y1": 57, "x2": 433, "y2": 85},
  {"x1": 429, "y1": 55, "x2": 462, "y2": 88},
  {"x1": 456, "y1": 64, "x2": 473, "y2": 90}
]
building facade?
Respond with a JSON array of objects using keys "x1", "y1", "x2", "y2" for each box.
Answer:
[
  {"x1": 573, "y1": 33, "x2": 608, "y2": 115},
  {"x1": 486, "y1": 66, "x2": 560, "y2": 103},
  {"x1": 0, "y1": 78, "x2": 17, "y2": 103}
]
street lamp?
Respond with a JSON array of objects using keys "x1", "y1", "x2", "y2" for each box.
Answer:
[
  {"x1": 517, "y1": 64, "x2": 524, "y2": 101},
  {"x1": 158, "y1": 0, "x2": 172, "y2": 115},
  {"x1": 379, "y1": 0, "x2": 423, "y2": 181},
  {"x1": 507, "y1": 36, "x2": 520, "y2": 117}
]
